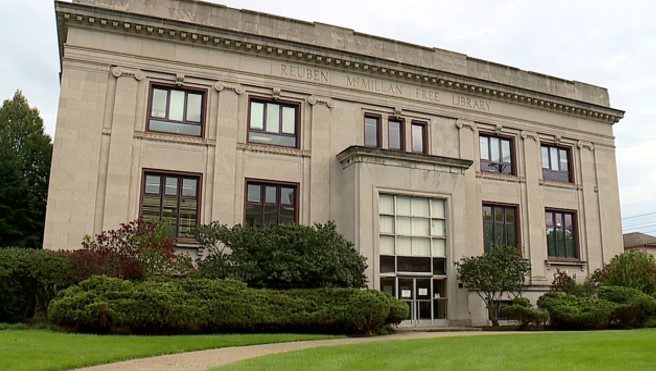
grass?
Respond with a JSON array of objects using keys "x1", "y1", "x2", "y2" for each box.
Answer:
[
  {"x1": 220, "y1": 329, "x2": 656, "y2": 370},
  {"x1": 0, "y1": 329, "x2": 338, "y2": 371}
]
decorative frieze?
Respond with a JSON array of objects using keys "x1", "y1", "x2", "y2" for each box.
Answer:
[
  {"x1": 110, "y1": 66, "x2": 144, "y2": 81},
  {"x1": 59, "y1": 5, "x2": 624, "y2": 123},
  {"x1": 308, "y1": 95, "x2": 335, "y2": 108},
  {"x1": 213, "y1": 81, "x2": 245, "y2": 95}
]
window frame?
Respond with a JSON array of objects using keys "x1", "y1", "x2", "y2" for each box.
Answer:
[
  {"x1": 541, "y1": 143, "x2": 574, "y2": 183},
  {"x1": 139, "y1": 169, "x2": 203, "y2": 244},
  {"x1": 411, "y1": 120, "x2": 429, "y2": 154},
  {"x1": 545, "y1": 208, "x2": 580, "y2": 261},
  {"x1": 387, "y1": 117, "x2": 406, "y2": 151},
  {"x1": 481, "y1": 202, "x2": 521, "y2": 254},
  {"x1": 364, "y1": 113, "x2": 383, "y2": 148},
  {"x1": 479, "y1": 132, "x2": 516, "y2": 176},
  {"x1": 247, "y1": 96, "x2": 301, "y2": 149},
  {"x1": 243, "y1": 178, "x2": 300, "y2": 227},
  {"x1": 146, "y1": 83, "x2": 207, "y2": 138}
]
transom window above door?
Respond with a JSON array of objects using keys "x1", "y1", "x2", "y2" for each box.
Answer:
[
  {"x1": 479, "y1": 134, "x2": 514, "y2": 175},
  {"x1": 148, "y1": 85, "x2": 205, "y2": 137},
  {"x1": 248, "y1": 99, "x2": 299, "y2": 148},
  {"x1": 541, "y1": 144, "x2": 572, "y2": 182}
]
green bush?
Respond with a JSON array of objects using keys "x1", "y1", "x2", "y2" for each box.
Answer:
[
  {"x1": 195, "y1": 221, "x2": 367, "y2": 289},
  {"x1": 380, "y1": 292, "x2": 410, "y2": 324},
  {"x1": 596, "y1": 251, "x2": 656, "y2": 295},
  {"x1": 48, "y1": 276, "x2": 405, "y2": 335},
  {"x1": 500, "y1": 297, "x2": 548, "y2": 329},
  {"x1": 537, "y1": 292, "x2": 616, "y2": 330},
  {"x1": 0, "y1": 248, "x2": 75, "y2": 323},
  {"x1": 598, "y1": 285, "x2": 656, "y2": 328}
]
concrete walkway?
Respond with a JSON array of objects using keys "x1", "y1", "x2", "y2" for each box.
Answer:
[{"x1": 77, "y1": 331, "x2": 518, "y2": 371}]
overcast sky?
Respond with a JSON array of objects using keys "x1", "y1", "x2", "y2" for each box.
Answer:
[{"x1": 1, "y1": 0, "x2": 655, "y2": 234}]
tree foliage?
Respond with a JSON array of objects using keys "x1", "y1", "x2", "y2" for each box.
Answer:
[
  {"x1": 0, "y1": 91, "x2": 52, "y2": 248},
  {"x1": 454, "y1": 244, "x2": 531, "y2": 326},
  {"x1": 195, "y1": 221, "x2": 368, "y2": 289},
  {"x1": 593, "y1": 250, "x2": 656, "y2": 295}
]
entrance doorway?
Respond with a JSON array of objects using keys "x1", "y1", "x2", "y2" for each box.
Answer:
[{"x1": 381, "y1": 276, "x2": 447, "y2": 326}]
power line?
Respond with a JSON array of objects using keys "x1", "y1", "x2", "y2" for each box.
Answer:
[
  {"x1": 623, "y1": 219, "x2": 656, "y2": 230},
  {"x1": 623, "y1": 223, "x2": 656, "y2": 232},
  {"x1": 622, "y1": 211, "x2": 656, "y2": 220}
]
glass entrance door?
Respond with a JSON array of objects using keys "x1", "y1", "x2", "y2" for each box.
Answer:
[{"x1": 396, "y1": 277, "x2": 444, "y2": 326}]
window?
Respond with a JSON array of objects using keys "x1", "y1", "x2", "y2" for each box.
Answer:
[
  {"x1": 248, "y1": 99, "x2": 299, "y2": 148},
  {"x1": 545, "y1": 209, "x2": 578, "y2": 259},
  {"x1": 141, "y1": 172, "x2": 200, "y2": 239},
  {"x1": 388, "y1": 119, "x2": 404, "y2": 150},
  {"x1": 364, "y1": 115, "x2": 381, "y2": 147},
  {"x1": 411, "y1": 122, "x2": 427, "y2": 154},
  {"x1": 542, "y1": 144, "x2": 572, "y2": 182},
  {"x1": 245, "y1": 181, "x2": 297, "y2": 226},
  {"x1": 479, "y1": 134, "x2": 514, "y2": 174},
  {"x1": 378, "y1": 194, "x2": 447, "y2": 273},
  {"x1": 148, "y1": 85, "x2": 205, "y2": 136},
  {"x1": 482, "y1": 204, "x2": 518, "y2": 253}
]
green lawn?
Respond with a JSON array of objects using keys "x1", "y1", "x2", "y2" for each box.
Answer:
[
  {"x1": 221, "y1": 329, "x2": 656, "y2": 370},
  {"x1": 0, "y1": 330, "x2": 337, "y2": 371}
]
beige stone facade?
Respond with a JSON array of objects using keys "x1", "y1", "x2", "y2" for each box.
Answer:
[{"x1": 46, "y1": 0, "x2": 625, "y2": 326}]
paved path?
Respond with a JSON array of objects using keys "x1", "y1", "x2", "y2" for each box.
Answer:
[{"x1": 78, "y1": 331, "x2": 520, "y2": 371}]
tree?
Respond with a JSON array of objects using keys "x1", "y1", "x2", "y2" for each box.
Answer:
[
  {"x1": 0, "y1": 91, "x2": 52, "y2": 248},
  {"x1": 454, "y1": 244, "x2": 531, "y2": 326},
  {"x1": 592, "y1": 250, "x2": 656, "y2": 295}
]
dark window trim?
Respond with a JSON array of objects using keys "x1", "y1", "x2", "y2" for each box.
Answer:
[
  {"x1": 481, "y1": 201, "x2": 521, "y2": 254},
  {"x1": 139, "y1": 168, "x2": 203, "y2": 244},
  {"x1": 146, "y1": 82, "x2": 208, "y2": 138},
  {"x1": 247, "y1": 96, "x2": 302, "y2": 149},
  {"x1": 479, "y1": 132, "x2": 517, "y2": 176},
  {"x1": 387, "y1": 117, "x2": 406, "y2": 151},
  {"x1": 411, "y1": 120, "x2": 429, "y2": 155},
  {"x1": 545, "y1": 207, "x2": 580, "y2": 261},
  {"x1": 243, "y1": 178, "x2": 300, "y2": 226},
  {"x1": 364, "y1": 113, "x2": 383, "y2": 148},
  {"x1": 541, "y1": 142, "x2": 574, "y2": 183}
]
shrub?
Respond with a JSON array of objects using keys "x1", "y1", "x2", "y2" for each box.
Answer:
[
  {"x1": 48, "y1": 276, "x2": 405, "y2": 335},
  {"x1": 594, "y1": 251, "x2": 656, "y2": 295},
  {"x1": 0, "y1": 248, "x2": 75, "y2": 323},
  {"x1": 597, "y1": 285, "x2": 656, "y2": 328},
  {"x1": 381, "y1": 292, "x2": 410, "y2": 325},
  {"x1": 454, "y1": 244, "x2": 531, "y2": 326},
  {"x1": 551, "y1": 269, "x2": 591, "y2": 296},
  {"x1": 195, "y1": 221, "x2": 367, "y2": 289},
  {"x1": 80, "y1": 219, "x2": 193, "y2": 279},
  {"x1": 537, "y1": 292, "x2": 616, "y2": 330},
  {"x1": 500, "y1": 297, "x2": 548, "y2": 329}
]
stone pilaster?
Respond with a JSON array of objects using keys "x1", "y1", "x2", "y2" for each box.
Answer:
[
  {"x1": 308, "y1": 95, "x2": 334, "y2": 223},
  {"x1": 211, "y1": 81, "x2": 242, "y2": 224},
  {"x1": 101, "y1": 67, "x2": 142, "y2": 229}
]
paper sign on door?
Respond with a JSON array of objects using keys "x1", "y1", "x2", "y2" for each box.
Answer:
[
  {"x1": 401, "y1": 289, "x2": 412, "y2": 298},
  {"x1": 418, "y1": 288, "x2": 428, "y2": 296}
]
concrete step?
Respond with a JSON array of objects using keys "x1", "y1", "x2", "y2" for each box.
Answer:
[{"x1": 396, "y1": 326, "x2": 483, "y2": 333}]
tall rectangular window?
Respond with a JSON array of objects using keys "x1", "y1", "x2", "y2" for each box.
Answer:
[
  {"x1": 148, "y1": 86, "x2": 205, "y2": 137},
  {"x1": 541, "y1": 144, "x2": 572, "y2": 182},
  {"x1": 378, "y1": 194, "x2": 447, "y2": 273},
  {"x1": 248, "y1": 99, "x2": 299, "y2": 148},
  {"x1": 141, "y1": 172, "x2": 200, "y2": 239},
  {"x1": 545, "y1": 209, "x2": 578, "y2": 259},
  {"x1": 245, "y1": 181, "x2": 297, "y2": 226},
  {"x1": 482, "y1": 203, "x2": 518, "y2": 253},
  {"x1": 388, "y1": 119, "x2": 404, "y2": 150},
  {"x1": 479, "y1": 134, "x2": 514, "y2": 175},
  {"x1": 364, "y1": 115, "x2": 381, "y2": 147},
  {"x1": 411, "y1": 122, "x2": 427, "y2": 154}
]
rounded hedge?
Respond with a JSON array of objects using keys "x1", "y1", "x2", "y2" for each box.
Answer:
[{"x1": 48, "y1": 276, "x2": 407, "y2": 335}]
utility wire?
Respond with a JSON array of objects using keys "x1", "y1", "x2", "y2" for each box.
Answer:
[{"x1": 622, "y1": 211, "x2": 656, "y2": 220}]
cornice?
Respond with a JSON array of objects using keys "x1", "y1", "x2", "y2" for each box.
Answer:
[
  {"x1": 337, "y1": 145, "x2": 474, "y2": 170},
  {"x1": 538, "y1": 179, "x2": 582, "y2": 191},
  {"x1": 56, "y1": 2, "x2": 624, "y2": 124},
  {"x1": 134, "y1": 131, "x2": 214, "y2": 147},
  {"x1": 476, "y1": 171, "x2": 526, "y2": 184},
  {"x1": 237, "y1": 143, "x2": 311, "y2": 158}
]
